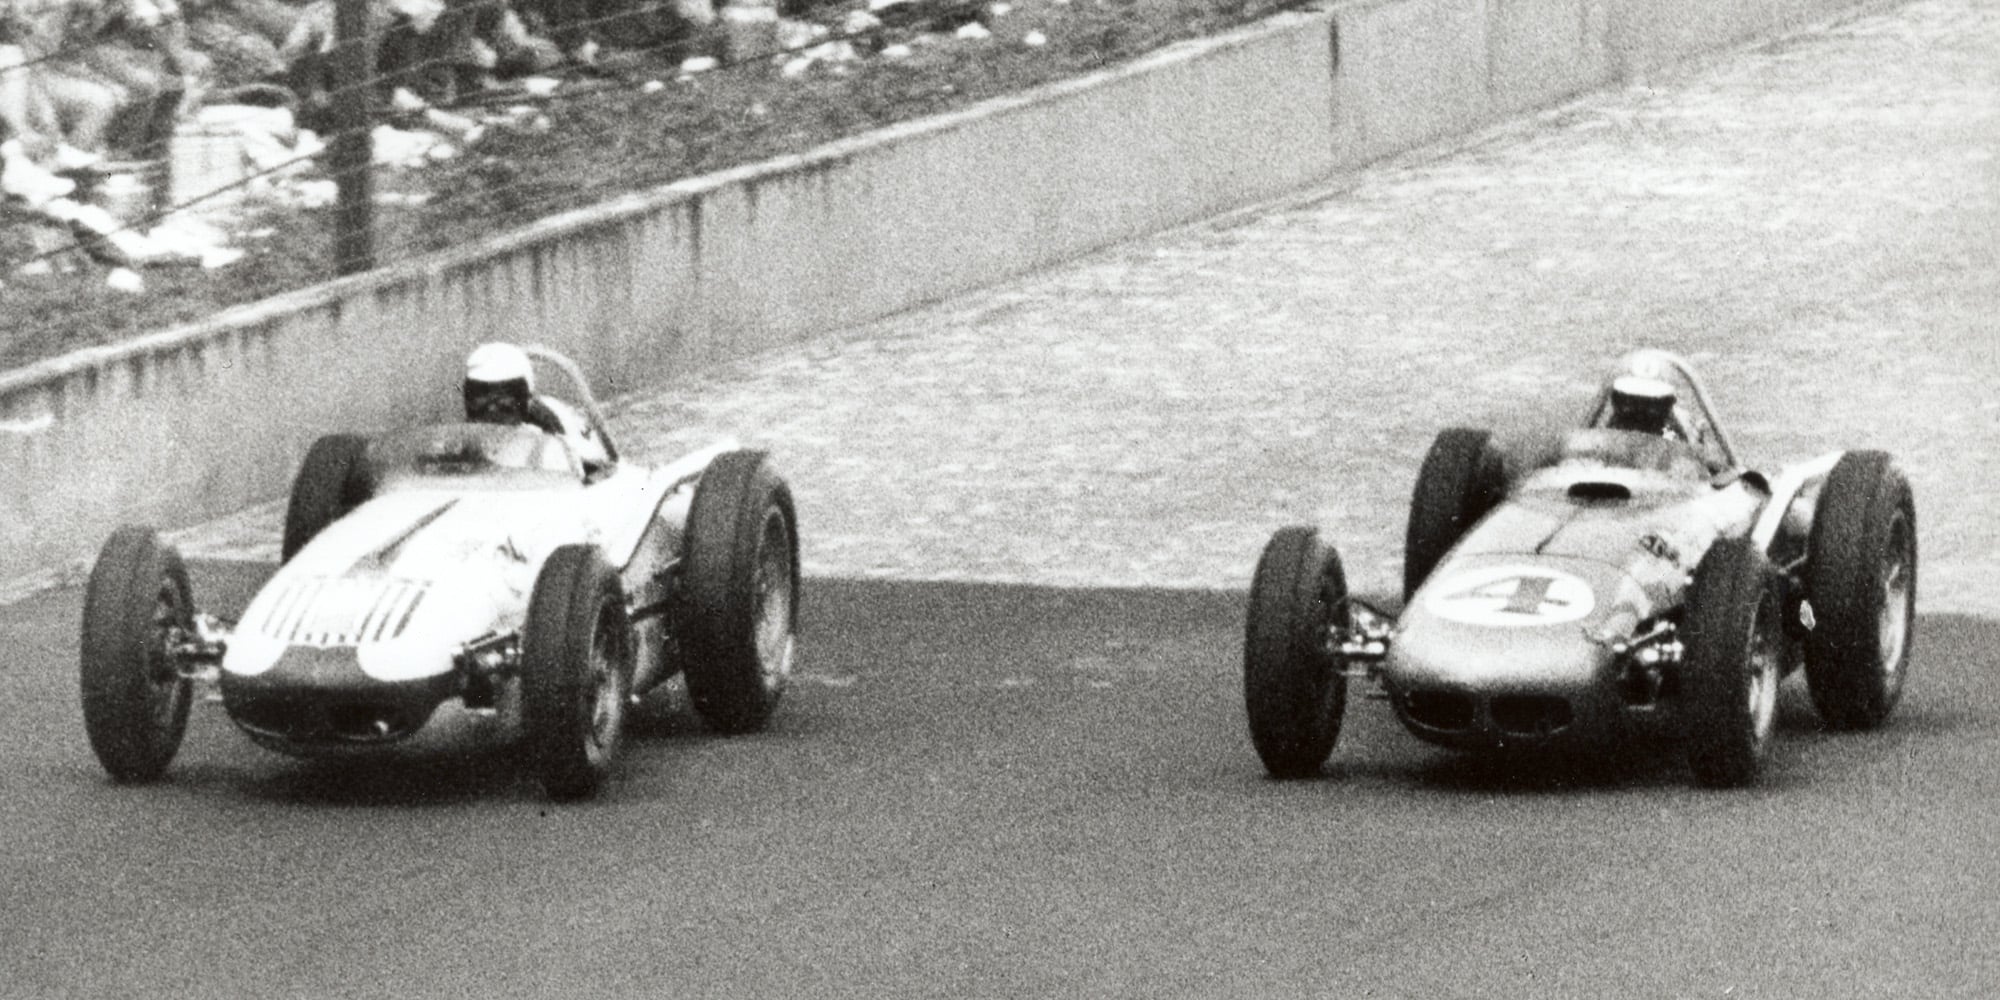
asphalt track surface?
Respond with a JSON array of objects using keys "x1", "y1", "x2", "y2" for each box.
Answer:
[
  {"x1": 7, "y1": 1, "x2": 2000, "y2": 997},
  {"x1": 2, "y1": 563, "x2": 1997, "y2": 1000}
]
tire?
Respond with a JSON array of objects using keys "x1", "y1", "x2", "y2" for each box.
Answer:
[
  {"x1": 1683, "y1": 538, "x2": 1784, "y2": 789},
  {"x1": 521, "y1": 544, "x2": 631, "y2": 801},
  {"x1": 80, "y1": 526, "x2": 195, "y2": 783},
  {"x1": 1244, "y1": 526, "x2": 1348, "y2": 779},
  {"x1": 681, "y1": 450, "x2": 799, "y2": 735},
  {"x1": 1404, "y1": 427, "x2": 1505, "y2": 602},
  {"x1": 281, "y1": 434, "x2": 374, "y2": 562},
  {"x1": 1803, "y1": 451, "x2": 1916, "y2": 730},
  {"x1": 1494, "y1": 428, "x2": 1565, "y2": 484}
]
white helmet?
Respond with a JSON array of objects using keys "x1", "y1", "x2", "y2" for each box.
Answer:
[
  {"x1": 1606, "y1": 374, "x2": 1677, "y2": 435},
  {"x1": 464, "y1": 343, "x2": 535, "y2": 424},
  {"x1": 465, "y1": 342, "x2": 534, "y2": 390}
]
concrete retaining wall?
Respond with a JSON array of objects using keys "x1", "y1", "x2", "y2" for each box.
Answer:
[{"x1": 0, "y1": 0, "x2": 1879, "y2": 580}]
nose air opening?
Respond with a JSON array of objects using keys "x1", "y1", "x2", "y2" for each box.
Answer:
[
  {"x1": 1403, "y1": 689, "x2": 1477, "y2": 731},
  {"x1": 1490, "y1": 695, "x2": 1573, "y2": 737},
  {"x1": 1567, "y1": 481, "x2": 1632, "y2": 502}
]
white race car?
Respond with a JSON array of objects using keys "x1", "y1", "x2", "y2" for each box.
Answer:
[{"x1": 79, "y1": 347, "x2": 799, "y2": 800}]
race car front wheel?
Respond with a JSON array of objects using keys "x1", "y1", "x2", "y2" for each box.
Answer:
[
  {"x1": 522, "y1": 544, "x2": 632, "y2": 801},
  {"x1": 1404, "y1": 427, "x2": 1506, "y2": 602},
  {"x1": 281, "y1": 434, "x2": 374, "y2": 563},
  {"x1": 1803, "y1": 450, "x2": 1915, "y2": 730},
  {"x1": 80, "y1": 526, "x2": 195, "y2": 783},
  {"x1": 1244, "y1": 526, "x2": 1348, "y2": 779},
  {"x1": 1682, "y1": 538, "x2": 1783, "y2": 789},
  {"x1": 681, "y1": 450, "x2": 799, "y2": 735}
]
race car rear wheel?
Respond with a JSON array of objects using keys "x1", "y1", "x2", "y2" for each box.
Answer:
[
  {"x1": 1244, "y1": 526, "x2": 1348, "y2": 779},
  {"x1": 1803, "y1": 450, "x2": 1916, "y2": 730},
  {"x1": 1404, "y1": 427, "x2": 1506, "y2": 602},
  {"x1": 681, "y1": 450, "x2": 799, "y2": 735},
  {"x1": 281, "y1": 434, "x2": 374, "y2": 562},
  {"x1": 522, "y1": 544, "x2": 632, "y2": 801},
  {"x1": 80, "y1": 526, "x2": 195, "y2": 783},
  {"x1": 1682, "y1": 537, "x2": 1783, "y2": 789}
]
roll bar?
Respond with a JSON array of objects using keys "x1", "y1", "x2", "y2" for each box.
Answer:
[{"x1": 1582, "y1": 348, "x2": 1741, "y2": 470}]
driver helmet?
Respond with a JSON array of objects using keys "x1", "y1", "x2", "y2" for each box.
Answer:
[
  {"x1": 463, "y1": 343, "x2": 535, "y2": 425},
  {"x1": 1604, "y1": 374, "x2": 1678, "y2": 436}
]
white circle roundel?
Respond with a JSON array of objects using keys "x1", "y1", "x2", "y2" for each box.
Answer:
[{"x1": 1424, "y1": 565, "x2": 1597, "y2": 627}]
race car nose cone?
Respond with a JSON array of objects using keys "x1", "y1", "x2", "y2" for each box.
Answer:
[
  {"x1": 1387, "y1": 615, "x2": 1610, "y2": 690},
  {"x1": 1392, "y1": 555, "x2": 1638, "y2": 690},
  {"x1": 219, "y1": 645, "x2": 458, "y2": 745},
  {"x1": 355, "y1": 636, "x2": 458, "y2": 682}
]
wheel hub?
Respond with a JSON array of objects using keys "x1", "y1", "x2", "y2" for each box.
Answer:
[{"x1": 752, "y1": 510, "x2": 796, "y2": 693}]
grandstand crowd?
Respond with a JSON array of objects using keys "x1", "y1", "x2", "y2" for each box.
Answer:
[{"x1": 0, "y1": 0, "x2": 726, "y2": 279}]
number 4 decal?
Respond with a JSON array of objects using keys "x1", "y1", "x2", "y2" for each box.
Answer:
[{"x1": 1425, "y1": 565, "x2": 1597, "y2": 627}]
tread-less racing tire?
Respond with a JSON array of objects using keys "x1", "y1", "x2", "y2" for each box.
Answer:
[
  {"x1": 80, "y1": 526, "x2": 196, "y2": 783},
  {"x1": 1683, "y1": 538, "x2": 1784, "y2": 789},
  {"x1": 281, "y1": 434, "x2": 374, "y2": 562},
  {"x1": 1244, "y1": 526, "x2": 1349, "y2": 779},
  {"x1": 521, "y1": 544, "x2": 632, "y2": 801},
  {"x1": 1404, "y1": 427, "x2": 1506, "y2": 602},
  {"x1": 681, "y1": 450, "x2": 799, "y2": 735},
  {"x1": 1804, "y1": 451, "x2": 1916, "y2": 730}
]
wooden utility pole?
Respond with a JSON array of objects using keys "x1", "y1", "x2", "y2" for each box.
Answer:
[{"x1": 330, "y1": 0, "x2": 374, "y2": 274}]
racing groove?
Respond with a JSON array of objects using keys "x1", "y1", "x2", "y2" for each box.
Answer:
[{"x1": 0, "y1": 563, "x2": 1994, "y2": 999}]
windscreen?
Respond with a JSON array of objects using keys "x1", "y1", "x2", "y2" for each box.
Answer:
[{"x1": 371, "y1": 423, "x2": 579, "y2": 488}]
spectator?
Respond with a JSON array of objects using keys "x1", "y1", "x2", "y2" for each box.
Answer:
[
  {"x1": 421, "y1": 0, "x2": 563, "y2": 100},
  {"x1": 513, "y1": 0, "x2": 712, "y2": 69},
  {"x1": 186, "y1": 0, "x2": 298, "y2": 90},
  {"x1": 9, "y1": 0, "x2": 121, "y2": 156},
  {"x1": 282, "y1": 0, "x2": 487, "y2": 119},
  {"x1": 83, "y1": 0, "x2": 212, "y2": 159},
  {"x1": 11, "y1": 0, "x2": 209, "y2": 160},
  {"x1": 0, "y1": 40, "x2": 64, "y2": 157}
]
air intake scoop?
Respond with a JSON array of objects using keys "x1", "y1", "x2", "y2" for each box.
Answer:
[{"x1": 1567, "y1": 480, "x2": 1632, "y2": 501}]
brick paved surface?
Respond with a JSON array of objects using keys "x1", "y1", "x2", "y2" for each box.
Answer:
[{"x1": 174, "y1": 0, "x2": 1998, "y2": 614}]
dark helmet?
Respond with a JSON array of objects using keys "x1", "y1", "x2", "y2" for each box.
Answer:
[
  {"x1": 1605, "y1": 374, "x2": 1677, "y2": 436},
  {"x1": 463, "y1": 343, "x2": 534, "y2": 425}
]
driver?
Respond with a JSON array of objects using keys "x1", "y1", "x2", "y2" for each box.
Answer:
[
  {"x1": 462, "y1": 343, "x2": 610, "y2": 472},
  {"x1": 1603, "y1": 374, "x2": 1679, "y2": 437}
]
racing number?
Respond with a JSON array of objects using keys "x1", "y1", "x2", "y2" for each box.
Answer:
[
  {"x1": 1426, "y1": 565, "x2": 1597, "y2": 627},
  {"x1": 1447, "y1": 575, "x2": 1572, "y2": 617}
]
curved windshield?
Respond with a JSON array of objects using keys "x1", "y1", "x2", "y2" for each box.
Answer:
[
  {"x1": 1585, "y1": 350, "x2": 1734, "y2": 470},
  {"x1": 371, "y1": 423, "x2": 580, "y2": 488},
  {"x1": 1550, "y1": 429, "x2": 1714, "y2": 481}
]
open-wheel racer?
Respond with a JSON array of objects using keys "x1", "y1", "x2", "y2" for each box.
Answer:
[
  {"x1": 79, "y1": 346, "x2": 800, "y2": 800},
  {"x1": 1244, "y1": 349, "x2": 1915, "y2": 787}
]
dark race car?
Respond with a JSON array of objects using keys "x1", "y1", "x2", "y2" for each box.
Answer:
[{"x1": 1244, "y1": 349, "x2": 1916, "y2": 787}]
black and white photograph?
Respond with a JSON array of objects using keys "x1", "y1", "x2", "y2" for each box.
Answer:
[{"x1": 1, "y1": 0, "x2": 1994, "y2": 996}]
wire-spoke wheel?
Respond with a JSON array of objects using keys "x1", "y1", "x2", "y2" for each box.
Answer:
[
  {"x1": 683, "y1": 450, "x2": 799, "y2": 735},
  {"x1": 1805, "y1": 450, "x2": 1917, "y2": 730},
  {"x1": 281, "y1": 434, "x2": 373, "y2": 562},
  {"x1": 1244, "y1": 526, "x2": 1349, "y2": 779},
  {"x1": 1404, "y1": 427, "x2": 1506, "y2": 602},
  {"x1": 80, "y1": 526, "x2": 195, "y2": 783},
  {"x1": 751, "y1": 508, "x2": 798, "y2": 696},
  {"x1": 1684, "y1": 538, "x2": 1783, "y2": 789},
  {"x1": 523, "y1": 544, "x2": 631, "y2": 801},
  {"x1": 580, "y1": 601, "x2": 629, "y2": 773}
]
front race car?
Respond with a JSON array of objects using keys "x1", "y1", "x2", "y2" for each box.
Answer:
[{"x1": 79, "y1": 347, "x2": 803, "y2": 801}]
